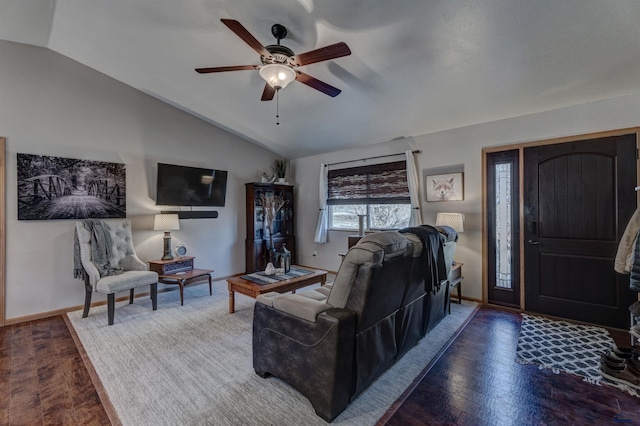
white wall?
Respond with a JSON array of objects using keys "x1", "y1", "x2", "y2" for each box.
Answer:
[
  {"x1": 1, "y1": 40, "x2": 279, "y2": 320},
  {"x1": 293, "y1": 92, "x2": 640, "y2": 302}
]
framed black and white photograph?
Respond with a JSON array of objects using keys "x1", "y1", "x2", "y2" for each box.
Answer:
[
  {"x1": 17, "y1": 153, "x2": 126, "y2": 220},
  {"x1": 425, "y1": 171, "x2": 464, "y2": 202}
]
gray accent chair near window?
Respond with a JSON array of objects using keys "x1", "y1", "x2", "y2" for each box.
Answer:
[{"x1": 75, "y1": 220, "x2": 158, "y2": 325}]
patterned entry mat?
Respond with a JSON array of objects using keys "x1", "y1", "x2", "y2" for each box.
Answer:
[
  {"x1": 516, "y1": 314, "x2": 637, "y2": 395},
  {"x1": 240, "y1": 267, "x2": 314, "y2": 285}
]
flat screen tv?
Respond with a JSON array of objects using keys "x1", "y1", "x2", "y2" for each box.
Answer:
[{"x1": 156, "y1": 163, "x2": 228, "y2": 207}]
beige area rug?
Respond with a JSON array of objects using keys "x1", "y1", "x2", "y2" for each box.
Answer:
[{"x1": 66, "y1": 282, "x2": 478, "y2": 426}]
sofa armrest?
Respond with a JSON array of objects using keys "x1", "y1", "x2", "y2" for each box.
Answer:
[
  {"x1": 255, "y1": 291, "x2": 280, "y2": 307},
  {"x1": 257, "y1": 292, "x2": 332, "y2": 322},
  {"x1": 81, "y1": 260, "x2": 101, "y2": 290},
  {"x1": 253, "y1": 303, "x2": 357, "y2": 421}
]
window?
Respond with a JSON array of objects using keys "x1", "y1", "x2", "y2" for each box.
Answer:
[
  {"x1": 495, "y1": 162, "x2": 513, "y2": 289},
  {"x1": 327, "y1": 161, "x2": 411, "y2": 230},
  {"x1": 486, "y1": 149, "x2": 520, "y2": 308}
]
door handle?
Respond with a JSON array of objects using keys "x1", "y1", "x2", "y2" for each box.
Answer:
[{"x1": 527, "y1": 240, "x2": 541, "y2": 245}]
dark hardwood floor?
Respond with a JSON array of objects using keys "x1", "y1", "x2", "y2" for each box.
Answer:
[
  {"x1": 0, "y1": 316, "x2": 110, "y2": 425},
  {"x1": 384, "y1": 307, "x2": 640, "y2": 426},
  {"x1": 1, "y1": 307, "x2": 638, "y2": 425}
]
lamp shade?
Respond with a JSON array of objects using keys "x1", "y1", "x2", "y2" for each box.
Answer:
[
  {"x1": 153, "y1": 213, "x2": 180, "y2": 231},
  {"x1": 259, "y1": 64, "x2": 296, "y2": 89},
  {"x1": 435, "y1": 212, "x2": 464, "y2": 233}
]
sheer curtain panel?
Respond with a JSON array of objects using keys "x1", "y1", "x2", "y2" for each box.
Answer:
[
  {"x1": 405, "y1": 150, "x2": 422, "y2": 226},
  {"x1": 314, "y1": 164, "x2": 329, "y2": 243}
]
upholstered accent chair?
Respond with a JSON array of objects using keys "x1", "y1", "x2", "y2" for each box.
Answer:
[
  {"x1": 253, "y1": 231, "x2": 414, "y2": 421},
  {"x1": 75, "y1": 220, "x2": 158, "y2": 325}
]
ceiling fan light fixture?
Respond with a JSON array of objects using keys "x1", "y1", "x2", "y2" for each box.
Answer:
[{"x1": 259, "y1": 64, "x2": 296, "y2": 90}]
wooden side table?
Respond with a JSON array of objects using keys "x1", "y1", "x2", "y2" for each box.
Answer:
[
  {"x1": 148, "y1": 256, "x2": 214, "y2": 306},
  {"x1": 449, "y1": 262, "x2": 463, "y2": 314}
]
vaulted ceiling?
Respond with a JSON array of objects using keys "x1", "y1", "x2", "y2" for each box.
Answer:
[{"x1": 3, "y1": 0, "x2": 640, "y2": 158}]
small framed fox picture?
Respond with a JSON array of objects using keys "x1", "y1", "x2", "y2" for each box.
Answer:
[{"x1": 426, "y1": 172, "x2": 464, "y2": 201}]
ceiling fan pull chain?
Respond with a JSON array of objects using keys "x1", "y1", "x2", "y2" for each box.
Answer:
[{"x1": 276, "y1": 89, "x2": 280, "y2": 125}]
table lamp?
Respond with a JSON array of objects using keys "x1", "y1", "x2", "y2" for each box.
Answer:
[
  {"x1": 435, "y1": 212, "x2": 464, "y2": 233},
  {"x1": 154, "y1": 213, "x2": 180, "y2": 260},
  {"x1": 435, "y1": 212, "x2": 464, "y2": 266}
]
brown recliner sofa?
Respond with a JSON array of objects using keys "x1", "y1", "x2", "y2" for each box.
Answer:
[{"x1": 252, "y1": 227, "x2": 456, "y2": 422}]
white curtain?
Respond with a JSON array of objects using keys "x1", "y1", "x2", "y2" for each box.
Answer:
[
  {"x1": 314, "y1": 164, "x2": 329, "y2": 243},
  {"x1": 405, "y1": 150, "x2": 422, "y2": 226}
]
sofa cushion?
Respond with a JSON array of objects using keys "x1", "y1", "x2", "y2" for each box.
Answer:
[
  {"x1": 271, "y1": 294, "x2": 333, "y2": 322},
  {"x1": 357, "y1": 231, "x2": 408, "y2": 260},
  {"x1": 298, "y1": 289, "x2": 329, "y2": 301},
  {"x1": 104, "y1": 221, "x2": 134, "y2": 267},
  {"x1": 256, "y1": 292, "x2": 279, "y2": 307},
  {"x1": 327, "y1": 232, "x2": 408, "y2": 308},
  {"x1": 327, "y1": 247, "x2": 381, "y2": 308},
  {"x1": 96, "y1": 270, "x2": 158, "y2": 293},
  {"x1": 104, "y1": 221, "x2": 147, "y2": 271},
  {"x1": 315, "y1": 283, "x2": 333, "y2": 297}
]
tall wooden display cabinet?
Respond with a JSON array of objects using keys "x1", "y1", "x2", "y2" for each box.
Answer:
[{"x1": 245, "y1": 183, "x2": 296, "y2": 273}]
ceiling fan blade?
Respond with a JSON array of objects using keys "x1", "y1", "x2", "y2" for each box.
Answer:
[
  {"x1": 221, "y1": 19, "x2": 271, "y2": 58},
  {"x1": 289, "y1": 42, "x2": 351, "y2": 67},
  {"x1": 195, "y1": 65, "x2": 258, "y2": 73},
  {"x1": 295, "y1": 71, "x2": 342, "y2": 97},
  {"x1": 261, "y1": 83, "x2": 275, "y2": 101}
]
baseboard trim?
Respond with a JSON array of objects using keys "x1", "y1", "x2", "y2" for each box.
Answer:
[
  {"x1": 4, "y1": 272, "x2": 243, "y2": 326},
  {"x1": 485, "y1": 302, "x2": 522, "y2": 313},
  {"x1": 459, "y1": 295, "x2": 483, "y2": 304}
]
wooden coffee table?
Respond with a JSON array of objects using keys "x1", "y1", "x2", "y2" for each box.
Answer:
[{"x1": 226, "y1": 266, "x2": 327, "y2": 313}]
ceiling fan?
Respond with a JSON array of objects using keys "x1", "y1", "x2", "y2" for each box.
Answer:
[{"x1": 195, "y1": 19, "x2": 352, "y2": 101}]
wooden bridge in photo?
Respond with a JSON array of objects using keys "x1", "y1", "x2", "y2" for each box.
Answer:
[
  {"x1": 17, "y1": 175, "x2": 125, "y2": 220},
  {"x1": 86, "y1": 178, "x2": 125, "y2": 206},
  {"x1": 18, "y1": 174, "x2": 72, "y2": 204}
]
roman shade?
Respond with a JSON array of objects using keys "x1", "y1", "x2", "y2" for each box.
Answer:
[{"x1": 327, "y1": 160, "x2": 410, "y2": 205}]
